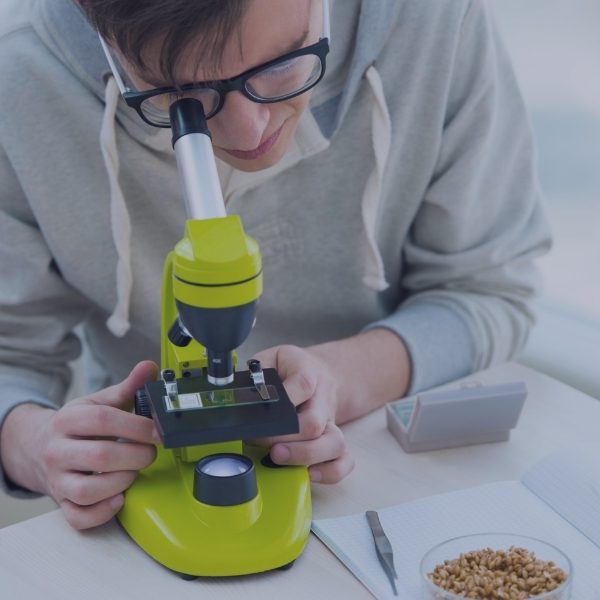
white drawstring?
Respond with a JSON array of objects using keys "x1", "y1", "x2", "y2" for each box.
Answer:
[
  {"x1": 361, "y1": 65, "x2": 391, "y2": 291},
  {"x1": 100, "y1": 76, "x2": 133, "y2": 337}
]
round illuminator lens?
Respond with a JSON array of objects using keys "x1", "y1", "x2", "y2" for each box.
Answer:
[
  {"x1": 200, "y1": 456, "x2": 251, "y2": 477},
  {"x1": 194, "y1": 453, "x2": 257, "y2": 506}
]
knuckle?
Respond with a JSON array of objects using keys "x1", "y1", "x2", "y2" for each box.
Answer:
[
  {"x1": 329, "y1": 423, "x2": 347, "y2": 454},
  {"x1": 69, "y1": 479, "x2": 93, "y2": 506},
  {"x1": 321, "y1": 452, "x2": 354, "y2": 484},
  {"x1": 278, "y1": 343, "x2": 300, "y2": 355},
  {"x1": 331, "y1": 441, "x2": 346, "y2": 464},
  {"x1": 89, "y1": 405, "x2": 112, "y2": 431},
  {"x1": 341, "y1": 450, "x2": 355, "y2": 473},
  {"x1": 65, "y1": 514, "x2": 85, "y2": 530},
  {"x1": 302, "y1": 412, "x2": 326, "y2": 440},
  {"x1": 87, "y1": 446, "x2": 112, "y2": 471},
  {"x1": 275, "y1": 344, "x2": 302, "y2": 366},
  {"x1": 134, "y1": 444, "x2": 157, "y2": 469},
  {"x1": 295, "y1": 371, "x2": 317, "y2": 399},
  {"x1": 143, "y1": 445, "x2": 157, "y2": 467},
  {"x1": 61, "y1": 503, "x2": 86, "y2": 530},
  {"x1": 338, "y1": 453, "x2": 355, "y2": 482},
  {"x1": 299, "y1": 451, "x2": 314, "y2": 467},
  {"x1": 41, "y1": 443, "x2": 61, "y2": 470},
  {"x1": 52, "y1": 409, "x2": 70, "y2": 433},
  {"x1": 325, "y1": 462, "x2": 346, "y2": 484},
  {"x1": 121, "y1": 471, "x2": 137, "y2": 489},
  {"x1": 327, "y1": 471, "x2": 345, "y2": 484},
  {"x1": 291, "y1": 444, "x2": 315, "y2": 467}
]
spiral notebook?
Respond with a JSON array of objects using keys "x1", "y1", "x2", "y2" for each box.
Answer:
[{"x1": 312, "y1": 444, "x2": 600, "y2": 599}]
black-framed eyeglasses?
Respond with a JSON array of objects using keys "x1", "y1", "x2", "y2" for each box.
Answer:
[{"x1": 99, "y1": 0, "x2": 330, "y2": 128}]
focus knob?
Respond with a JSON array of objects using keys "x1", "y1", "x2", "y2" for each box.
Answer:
[
  {"x1": 134, "y1": 388, "x2": 152, "y2": 419},
  {"x1": 168, "y1": 318, "x2": 193, "y2": 347}
]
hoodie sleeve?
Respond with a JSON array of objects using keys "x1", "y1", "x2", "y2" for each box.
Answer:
[
  {"x1": 0, "y1": 145, "x2": 90, "y2": 497},
  {"x1": 365, "y1": 0, "x2": 552, "y2": 393}
]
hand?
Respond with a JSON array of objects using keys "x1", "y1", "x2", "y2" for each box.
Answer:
[
  {"x1": 249, "y1": 330, "x2": 411, "y2": 484},
  {"x1": 251, "y1": 345, "x2": 355, "y2": 484},
  {"x1": 1, "y1": 361, "x2": 159, "y2": 529}
]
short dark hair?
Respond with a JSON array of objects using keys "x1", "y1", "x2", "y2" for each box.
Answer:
[{"x1": 79, "y1": 0, "x2": 246, "y2": 84}]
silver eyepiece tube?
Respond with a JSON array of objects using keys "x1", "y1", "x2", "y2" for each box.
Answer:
[
  {"x1": 174, "y1": 134, "x2": 226, "y2": 220},
  {"x1": 169, "y1": 98, "x2": 226, "y2": 220}
]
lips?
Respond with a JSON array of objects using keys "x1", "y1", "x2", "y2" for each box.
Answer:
[{"x1": 222, "y1": 124, "x2": 284, "y2": 161}]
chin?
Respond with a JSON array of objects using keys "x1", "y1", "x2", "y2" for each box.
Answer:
[
  {"x1": 226, "y1": 151, "x2": 284, "y2": 172},
  {"x1": 215, "y1": 141, "x2": 287, "y2": 172},
  {"x1": 215, "y1": 121, "x2": 294, "y2": 172}
]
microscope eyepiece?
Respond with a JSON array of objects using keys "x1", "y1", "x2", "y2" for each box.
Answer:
[{"x1": 170, "y1": 98, "x2": 211, "y2": 147}]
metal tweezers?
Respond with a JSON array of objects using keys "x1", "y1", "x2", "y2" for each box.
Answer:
[{"x1": 366, "y1": 510, "x2": 398, "y2": 596}]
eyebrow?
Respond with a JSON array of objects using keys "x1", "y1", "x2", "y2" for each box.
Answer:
[
  {"x1": 143, "y1": 25, "x2": 312, "y2": 89},
  {"x1": 276, "y1": 27, "x2": 311, "y2": 59}
]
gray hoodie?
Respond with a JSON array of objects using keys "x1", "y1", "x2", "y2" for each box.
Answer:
[{"x1": 0, "y1": 0, "x2": 550, "y2": 495}]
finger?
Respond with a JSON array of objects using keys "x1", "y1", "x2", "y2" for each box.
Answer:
[
  {"x1": 270, "y1": 421, "x2": 345, "y2": 467},
  {"x1": 83, "y1": 361, "x2": 158, "y2": 410},
  {"x1": 308, "y1": 450, "x2": 355, "y2": 484},
  {"x1": 55, "y1": 404, "x2": 159, "y2": 444},
  {"x1": 252, "y1": 346, "x2": 316, "y2": 406},
  {"x1": 58, "y1": 470, "x2": 137, "y2": 507},
  {"x1": 51, "y1": 439, "x2": 156, "y2": 473},
  {"x1": 60, "y1": 494, "x2": 125, "y2": 530},
  {"x1": 254, "y1": 395, "x2": 329, "y2": 447},
  {"x1": 250, "y1": 347, "x2": 278, "y2": 369},
  {"x1": 282, "y1": 369, "x2": 318, "y2": 408}
]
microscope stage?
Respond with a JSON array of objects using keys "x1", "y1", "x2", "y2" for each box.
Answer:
[{"x1": 145, "y1": 368, "x2": 299, "y2": 448}]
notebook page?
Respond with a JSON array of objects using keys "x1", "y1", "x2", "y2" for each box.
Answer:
[
  {"x1": 522, "y1": 443, "x2": 600, "y2": 548},
  {"x1": 312, "y1": 481, "x2": 600, "y2": 600}
]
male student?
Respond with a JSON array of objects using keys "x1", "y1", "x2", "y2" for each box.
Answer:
[{"x1": 0, "y1": 0, "x2": 550, "y2": 529}]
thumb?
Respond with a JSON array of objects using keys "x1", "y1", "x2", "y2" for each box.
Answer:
[
  {"x1": 251, "y1": 346, "x2": 278, "y2": 370},
  {"x1": 85, "y1": 360, "x2": 158, "y2": 410},
  {"x1": 252, "y1": 345, "x2": 298, "y2": 370},
  {"x1": 253, "y1": 345, "x2": 305, "y2": 378}
]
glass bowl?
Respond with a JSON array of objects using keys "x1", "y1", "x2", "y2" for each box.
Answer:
[{"x1": 420, "y1": 533, "x2": 572, "y2": 599}]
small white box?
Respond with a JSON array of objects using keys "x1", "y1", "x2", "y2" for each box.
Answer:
[{"x1": 386, "y1": 381, "x2": 527, "y2": 453}]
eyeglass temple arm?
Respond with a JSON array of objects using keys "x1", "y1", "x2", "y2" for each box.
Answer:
[
  {"x1": 99, "y1": 34, "x2": 128, "y2": 94},
  {"x1": 323, "y1": 0, "x2": 331, "y2": 40}
]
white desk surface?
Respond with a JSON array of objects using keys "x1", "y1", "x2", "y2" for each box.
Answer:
[{"x1": 1, "y1": 362, "x2": 599, "y2": 599}]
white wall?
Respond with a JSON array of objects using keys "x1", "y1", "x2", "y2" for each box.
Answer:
[
  {"x1": 492, "y1": 0, "x2": 600, "y2": 319},
  {"x1": 492, "y1": 1, "x2": 600, "y2": 398}
]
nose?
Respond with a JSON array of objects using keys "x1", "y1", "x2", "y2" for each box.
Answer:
[{"x1": 212, "y1": 91, "x2": 271, "y2": 150}]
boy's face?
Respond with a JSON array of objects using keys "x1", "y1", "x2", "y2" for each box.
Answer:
[{"x1": 125, "y1": 0, "x2": 322, "y2": 172}]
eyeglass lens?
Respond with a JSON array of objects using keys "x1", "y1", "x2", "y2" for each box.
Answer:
[
  {"x1": 245, "y1": 54, "x2": 322, "y2": 100},
  {"x1": 141, "y1": 88, "x2": 220, "y2": 126},
  {"x1": 139, "y1": 53, "x2": 322, "y2": 126}
]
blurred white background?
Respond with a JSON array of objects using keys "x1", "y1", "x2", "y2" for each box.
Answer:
[
  {"x1": 493, "y1": 0, "x2": 600, "y2": 318},
  {"x1": 1, "y1": 0, "x2": 598, "y2": 528},
  {"x1": 492, "y1": 0, "x2": 600, "y2": 396}
]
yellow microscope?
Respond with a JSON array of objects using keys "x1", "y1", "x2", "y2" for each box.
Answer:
[{"x1": 117, "y1": 98, "x2": 311, "y2": 578}]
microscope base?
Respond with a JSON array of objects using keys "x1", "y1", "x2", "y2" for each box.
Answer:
[{"x1": 117, "y1": 441, "x2": 312, "y2": 576}]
